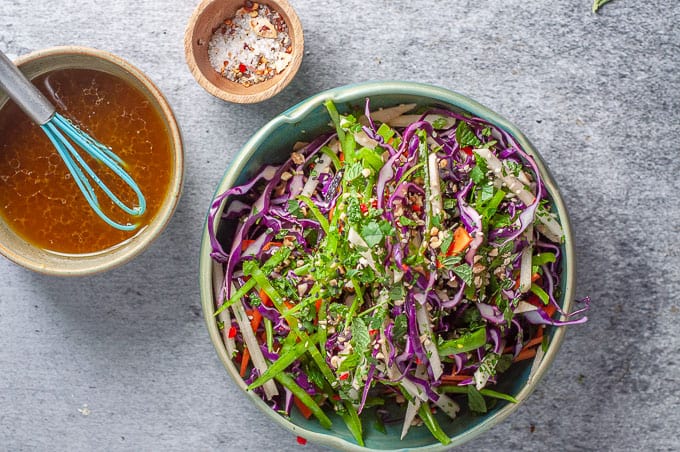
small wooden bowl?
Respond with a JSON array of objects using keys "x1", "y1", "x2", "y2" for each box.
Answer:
[{"x1": 184, "y1": 0, "x2": 304, "y2": 104}]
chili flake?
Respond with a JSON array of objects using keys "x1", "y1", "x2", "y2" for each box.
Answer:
[{"x1": 208, "y1": 2, "x2": 292, "y2": 87}]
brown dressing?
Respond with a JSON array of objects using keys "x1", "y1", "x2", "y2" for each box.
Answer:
[{"x1": 0, "y1": 68, "x2": 173, "y2": 254}]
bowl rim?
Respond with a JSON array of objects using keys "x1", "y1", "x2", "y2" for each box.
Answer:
[
  {"x1": 183, "y1": 0, "x2": 304, "y2": 104},
  {"x1": 0, "y1": 45, "x2": 184, "y2": 276},
  {"x1": 199, "y1": 80, "x2": 575, "y2": 450}
]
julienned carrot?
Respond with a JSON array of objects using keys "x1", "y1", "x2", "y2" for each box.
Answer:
[
  {"x1": 250, "y1": 309, "x2": 263, "y2": 333},
  {"x1": 313, "y1": 299, "x2": 323, "y2": 326},
  {"x1": 243, "y1": 240, "x2": 282, "y2": 252},
  {"x1": 263, "y1": 241, "x2": 283, "y2": 251},
  {"x1": 527, "y1": 293, "x2": 557, "y2": 317},
  {"x1": 441, "y1": 374, "x2": 470, "y2": 383},
  {"x1": 514, "y1": 272, "x2": 540, "y2": 290},
  {"x1": 503, "y1": 326, "x2": 545, "y2": 354},
  {"x1": 240, "y1": 347, "x2": 251, "y2": 377},
  {"x1": 544, "y1": 302, "x2": 557, "y2": 317},
  {"x1": 522, "y1": 335, "x2": 544, "y2": 350},
  {"x1": 513, "y1": 348, "x2": 537, "y2": 362},
  {"x1": 293, "y1": 395, "x2": 313, "y2": 419},
  {"x1": 447, "y1": 226, "x2": 472, "y2": 256},
  {"x1": 259, "y1": 289, "x2": 272, "y2": 306},
  {"x1": 241, "y1": 239, "x2": 255, "y2": 251}
]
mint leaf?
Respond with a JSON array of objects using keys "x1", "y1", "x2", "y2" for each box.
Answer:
[
  {"x1": 480, "y1": 184, "x2": 494, "y2": 202},
  {"x1": 440, "y1": 255, "x2": 462, "y2": 270},
  {"x1": 345, "y1": 162, "x2": 363, "y2": 182},
  {"x1": 456, "y1": 121, "x2": 481, "y2": 148},
  {"x1": 388, "y1": 285, "x2": 405, "y2": 301},
  {"x1": 467, "y1": 385, "x2": 487, "y2": 413},
  {"x1": 351, "y1": 317, "x2": 370, "y2": 351},
  {"x1": 453, "y1": 263, "x2": 474, "y2": 286},
  {"x1": 361, "y1": 221, "x2": 384, "y2": 247},
  {"x1": 495, "y1": 354, "x2": 513, "y2": 373}
]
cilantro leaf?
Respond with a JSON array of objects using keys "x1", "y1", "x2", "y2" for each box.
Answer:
[
  {"x1": 470, "y1": 166, "x2": 486, "y2": 185},
  {"x1": 369, "y1": 305, "x2": 388, "y2": 330}
]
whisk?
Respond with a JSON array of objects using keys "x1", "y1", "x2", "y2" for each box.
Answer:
[{"x1": 0, "y1": 50, "x2": 145, "y2": 231}]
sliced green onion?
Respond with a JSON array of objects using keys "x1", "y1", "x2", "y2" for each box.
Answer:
[
  {"x1": 275, "y1": 372, "x2": 332, "y2": 429},
  {"x1": 417, "y1": 402, "x2": 451, "y2": 446},
  {"x1": 213, "y1": 278, "x2": 256, "y2": 317},
  {"x1": 297, "y1": 195, "x2": 330, "y2": 234},
  {"x1": 339, "y1": 401, "x2": 364, "y2": 446},
  {"x1": 321, "y1": 145, "x2": 343, "y2": 170},
  {"x1": 248, "y1": 334, "x2": 316, "y2": 390},
  {"x1": 532, "y1": 252, "x2": 556, "y2": 267},
  {"x1": 265, "y1": 318, "x2": 274, "y2": 353},
  {"x1": 530, "y1": 283, "x2": 550, "y2": 305}
]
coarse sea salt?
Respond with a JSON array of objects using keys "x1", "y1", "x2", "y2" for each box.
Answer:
[{"x1": 208, "y1": 2, "x2": 292, "y2": 86}]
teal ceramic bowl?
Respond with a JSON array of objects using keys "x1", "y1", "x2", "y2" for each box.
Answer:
[{"x1": 199, "y1": 81, "x2": 575, "y2": 450}]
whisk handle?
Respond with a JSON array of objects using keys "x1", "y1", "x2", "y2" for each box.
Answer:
[{"x1": 0, "y1": 50, "x2": 55, "y2": 125}]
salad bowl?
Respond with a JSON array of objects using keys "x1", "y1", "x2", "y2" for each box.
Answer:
[{"x1": 198, "y1": 81, "x2": 576, "y2": 450}]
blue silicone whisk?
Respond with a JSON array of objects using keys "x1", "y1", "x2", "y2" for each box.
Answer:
[{"x1": 0, "y1": 50, "x2": 145, "y2": 231}]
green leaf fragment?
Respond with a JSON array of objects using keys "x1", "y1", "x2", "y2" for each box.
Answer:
[
  {"x1": 467, "y1": 385, "x2": 487, "y2": 413},
  {"x1": 456, "y1": 121, "x2": 482, "y2": 148},
  {"x1": 361, "y1": 221, "x2": 384, "y2": 247},
  {"x1": 530, "y1": 283, "x2": 550, "y2": 305},
  {"x1": 452, "y1": 263, "x2": 474, "y2": 286},
  {"x1": 438, "y1": 327, "x2": 487, "y2": 356},
  {"x1": 351, "y1": 317, "x2": 371, "y2": 351},
  {"x1": 418, "y1": 402, "x2": 451, "y2": 446}
]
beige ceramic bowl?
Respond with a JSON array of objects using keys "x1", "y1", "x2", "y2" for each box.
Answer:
[
  {"x1": 0, "y1": 46, "x2": 184, "y2": 276},
  {"x1": 184, "y1": 0, "x2": 304, "y2": 104}
]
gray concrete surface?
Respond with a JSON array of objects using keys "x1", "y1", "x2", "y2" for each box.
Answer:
[{"x1": 1, "y1": 0, "x2": 679, "y2": 450}]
